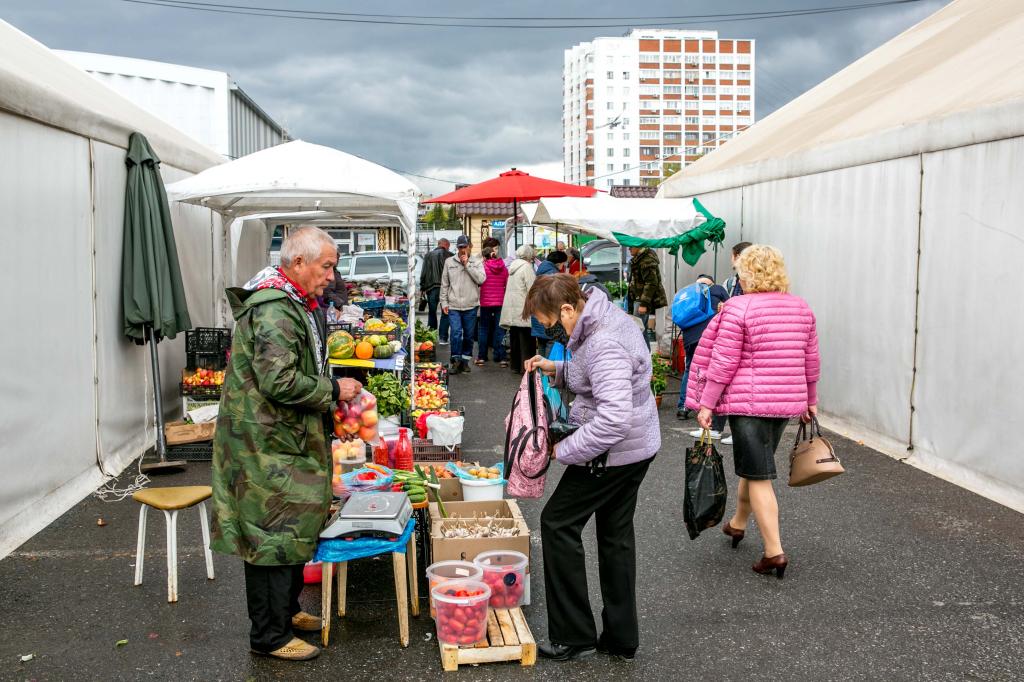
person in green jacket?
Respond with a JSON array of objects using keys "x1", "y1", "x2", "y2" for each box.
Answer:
[
  {"x1": 627, "y1": 247, "x2": 668, "y2": 342},
  {"x1": 211, "y1": 226, "x2": 361, "y2": 662}
]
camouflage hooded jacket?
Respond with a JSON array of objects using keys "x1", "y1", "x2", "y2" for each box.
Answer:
[
  {"x1": 628, "y1": 248, "x2": 668, "y2": 310},
  {"x1": 210, "y1": 285, "x2": 334, "y2": 566}
]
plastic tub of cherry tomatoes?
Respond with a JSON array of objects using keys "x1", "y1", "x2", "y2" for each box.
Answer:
[
  {"x1": 431, "y1": 579, "x2": 491, "y2": 646},
  {"x1": 426, "y1": 560, "x2": 483, "y2": 618},
  {"x1": 474, "y1": 550, "x2": 528, "y2": 608}
]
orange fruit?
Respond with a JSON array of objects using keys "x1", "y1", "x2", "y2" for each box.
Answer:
[{"x1": 355, "y1": 341, "x2": 374, "y2": 360}]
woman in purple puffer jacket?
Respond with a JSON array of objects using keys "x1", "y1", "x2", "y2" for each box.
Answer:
[
  {"x1": 524, "y1": 274, "x2": 659, "y2": 663},
  {"x1": 686, "y1": 244, "x2": 820, "y2": 580}
]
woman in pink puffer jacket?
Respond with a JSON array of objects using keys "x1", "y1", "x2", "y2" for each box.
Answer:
[{"x1": 686, "y1": 245, "x2": 820, "y2": 579}]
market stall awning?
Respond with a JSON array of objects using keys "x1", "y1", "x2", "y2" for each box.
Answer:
[
  {"x1": 165, "y1": 140, "x2": 422, "y2": 234},
  {"x1": 423, "y1": 168, "x2": 597, "y2": 205},
  {"x1": 523, "y1": 196, "x2": 725, "y2": 266}
]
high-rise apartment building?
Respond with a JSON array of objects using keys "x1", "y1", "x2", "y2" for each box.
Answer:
[{"x1": 563, "y1": 29, "x2": 755, "y2": 187}]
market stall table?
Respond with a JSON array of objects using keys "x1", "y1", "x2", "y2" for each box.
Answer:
[{"x1": 315, "y1": 518, "x2": 420, "y2": 647}]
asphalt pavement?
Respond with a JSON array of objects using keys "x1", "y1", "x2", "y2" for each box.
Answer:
[{"x1": 2, "y1": 357, "x2": 1023, "y2": 681}]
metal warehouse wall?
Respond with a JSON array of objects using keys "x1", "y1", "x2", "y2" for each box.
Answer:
[
  {"x1": 229, "y1": 92, "x2": 285, "y2": 159},
  {"x1": 658, "y1": 138, "x2": 1024, "y2": 512}
]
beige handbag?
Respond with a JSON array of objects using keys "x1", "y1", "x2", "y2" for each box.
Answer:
[{"x1": 789, "y1": 417, "x2": 844, "y2": 487}]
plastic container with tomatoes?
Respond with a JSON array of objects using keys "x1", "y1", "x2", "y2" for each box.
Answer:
[
  {"x1": 426, "y1": 560, "x2": 483, "y2": 618},
  {"x1": 473, "y1": 550, "x2": 527, "y2": 609},
  {"x1": 431, "y1": 579, "x2": 491, "y2": 646}
]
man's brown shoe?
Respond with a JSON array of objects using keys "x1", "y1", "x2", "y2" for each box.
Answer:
[
  {"x1": 254, "y1": 637, "x2": 320, "y2": 661},
  {"x1": 291, "y1": 611, "x2": 321, "y2": 632}
]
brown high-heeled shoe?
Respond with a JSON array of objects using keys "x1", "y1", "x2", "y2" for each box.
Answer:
[
  {"x1": 722, "y1": 521, "x2": 745, "y2": 548},
  {"x1": 752, "y1": 553, "x2": 788, "y2": 579}
]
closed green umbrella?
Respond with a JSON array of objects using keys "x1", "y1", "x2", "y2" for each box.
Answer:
[{"x1": 122, "y1": 132, "x2": 192, "y2": 471}]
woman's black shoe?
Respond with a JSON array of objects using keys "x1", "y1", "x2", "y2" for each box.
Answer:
[
  {"x1": 597, "y1": 637, "x2": 636, "y2": 661},
  {"x1": 537, "y1": 642, "x2": 596, "y2": 661},
  {"x1": 676, "y1": 409, "x2": 692, "y2": 420}
]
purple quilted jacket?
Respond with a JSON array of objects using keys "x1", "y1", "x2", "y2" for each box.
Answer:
[
  {"x1": 685, "y1": 292, "x2": 820, "y2": 417},
  {"x1": 553, "y1": 289, "x2": 660, "y2": 467}
]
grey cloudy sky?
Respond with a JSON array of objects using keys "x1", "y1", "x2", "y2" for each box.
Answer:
[{"x1": 3, "y1": 0, "x2": 944, "y2": 193}]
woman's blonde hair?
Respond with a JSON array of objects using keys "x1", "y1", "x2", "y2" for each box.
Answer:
[{"x1": 736, "y1": 244, "x2": 790, "y2": 293}]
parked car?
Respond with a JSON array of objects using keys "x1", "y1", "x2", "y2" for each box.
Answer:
[
  {"x1": 580, "y1": 239, "x2": 629, "y2": 285},
  {"x1": 336, "y1": 250, "x2": 422, "y2": 284}
]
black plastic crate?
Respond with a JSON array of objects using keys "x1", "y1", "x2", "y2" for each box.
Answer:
[
  {"x1": 326, "y1": 322, "x2": 354, "y2": 338},
  {"x1": 185, "y1": 327, "x2": 231, "y2": 370},
  {"x1": 167, "y1": 442, "x2": 213, "y2": 461}
]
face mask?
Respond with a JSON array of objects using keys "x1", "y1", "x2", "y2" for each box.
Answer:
[{"x1": 544, "y1": 321, "x2": 570, "y2": 345}]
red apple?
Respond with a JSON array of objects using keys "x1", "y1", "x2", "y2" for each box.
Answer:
[
  {"x1": 361, "y1": 409, "x2": 378, "y2": 426},
  {"x1": 341, "y1": 417, "x2": 360, "y2": 435},
  {"x1": 334, "y1": 423, "x2": 346, "y2": 438},
  {"x1": 336, "y1": 402, "x2": 349, "y2": 420},
  {"x1": 333, "y1": 407, "x2": 344, "y2": 423},
  {"x1": 359, "y1": 425, "x2": 376, "y2": 442},
  {"x1": 348, "y1": 403, "x2": 363, "y2": 420},
  {"x1": 359, "y1": 393, "x2": 377, "y2": 410}
]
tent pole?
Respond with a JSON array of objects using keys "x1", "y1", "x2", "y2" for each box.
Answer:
[
  {"x1": 514, "y1": 198, "x2": 519, "y2": 250},
  {"x1": 141, "y1": 324, "x2": 186, "y2": 473},
  {"x1": 713, "y1": 242, "x2": 719, "y2": 282}
]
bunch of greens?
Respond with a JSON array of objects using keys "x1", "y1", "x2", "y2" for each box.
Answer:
[
  {"x1": 606, "y1": 281, "x2": 628, "y2": 300},
  {"x1": 366, "y1": 372, "x2": 411, "y2": 417},
  {"x1": 415, "y1": 320, "x2": 437, "y2": 344},
  {"x1": 650, "y1": 353, "x2": 669, "y2": 396}
]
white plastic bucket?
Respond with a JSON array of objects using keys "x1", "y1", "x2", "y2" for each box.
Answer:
[{"x1": 460, "y1": 478, "x2": 505, "y2": 501}]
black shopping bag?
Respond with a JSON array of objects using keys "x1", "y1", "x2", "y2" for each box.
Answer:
[{"x1": 684, "y1": 430, "x2": 728, "y2": 540}]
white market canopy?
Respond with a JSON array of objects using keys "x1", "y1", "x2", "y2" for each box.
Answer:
[
  {"x1": 523, "y1": 196, "x2": 705, "y2": 242},
  {"x1": 165, "y1": 140, "x2": 427, "y2": 404},
  {"x1": 165, "y1": 140, "x2": 422, "y2": 234}
]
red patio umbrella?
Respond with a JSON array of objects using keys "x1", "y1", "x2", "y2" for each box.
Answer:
[{"x1": 423, "y1": 168, "x2": 598, "y2": 248}]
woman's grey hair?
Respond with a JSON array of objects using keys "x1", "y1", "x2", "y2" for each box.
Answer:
[
  {"x1": 516, "y1": 244, "x2": 536, "y2": 261},
  {"x1": 280, "y1": 226, "x2": 336, "y2": 266}
]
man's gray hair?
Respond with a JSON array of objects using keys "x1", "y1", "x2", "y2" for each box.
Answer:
[
  {"x1": 516, "y1": 244, "x2": 536, "y2": 261},
  {"x1": 280, "y1": 226, "x2": 336, "y2": 266}
]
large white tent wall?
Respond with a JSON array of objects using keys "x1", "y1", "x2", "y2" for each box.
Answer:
[
  {"x1": 0, "y1": 20, "x2": 247, "y2": 558},
  {"x1": 659, "y1": 0, "x2": 1024, "y2": 512}
]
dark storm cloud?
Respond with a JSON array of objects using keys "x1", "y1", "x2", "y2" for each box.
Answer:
[{"x1": 1, "y1": 0, "x2": 946, "y2": 188}]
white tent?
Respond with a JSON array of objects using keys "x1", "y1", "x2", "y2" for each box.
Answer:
[
  {"x1": 0, "y1": 19, "x2": 229, "y2": 557},
  {"x1": 659, "y1": 0, "x2": 1024, "y2": 512},
  {"x1": 166, "y1": 140, "x2": 425, "y2": 403},
  {"x1": 523, "y1": 196, "x2": 706, "y2": 242}
]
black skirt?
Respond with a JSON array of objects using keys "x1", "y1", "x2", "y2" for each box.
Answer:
[{"x1": 728, "y1": 416, "x2": 789, "y2": 480}]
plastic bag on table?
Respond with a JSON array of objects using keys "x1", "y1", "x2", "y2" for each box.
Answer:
[
  {"x1": 426, "y1": 415, "x2": 464, "y2": 446},
  {"x1": 683, "y1": 430, "x2": 728, "y2": 540},
  {"x1": 446, "y1": 461, "x2": 505, "y2": 484}
]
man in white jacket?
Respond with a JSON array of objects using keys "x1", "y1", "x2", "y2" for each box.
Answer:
[{"x1": 440, "y1": 235, "x2": 485, "y2": 374}]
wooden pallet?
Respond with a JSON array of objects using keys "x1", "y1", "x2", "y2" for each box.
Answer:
[{"x1": 438, "y1": 607, "x2": 536, "y2": 672}]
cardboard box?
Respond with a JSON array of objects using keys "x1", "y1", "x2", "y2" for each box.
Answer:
[
  {"x1": 428, "y1": 499, "x2": 529, "y2": 563},
  {"x1": 414, "y1": 462, "x2": 463, "y2": 502},
  {"x1": 164, "y1": 420, "x2": 216, "y2": 445}
]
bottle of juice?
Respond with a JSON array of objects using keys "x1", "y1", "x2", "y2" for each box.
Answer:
[
  {"x1": 373, "y1": 438, "x2": 390, "y2": 467},
  {"x1": 394, "y1": 428, "x2": 414, "y2": 471}
]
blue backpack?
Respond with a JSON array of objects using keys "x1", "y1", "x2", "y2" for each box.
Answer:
[{"x1": 671, "y1": 283, "x2": 714, "y2": 329}]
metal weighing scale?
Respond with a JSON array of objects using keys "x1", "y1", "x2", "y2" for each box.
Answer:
[{"x1": 320, "y1": 492, "x2": 412, "y2": 540}]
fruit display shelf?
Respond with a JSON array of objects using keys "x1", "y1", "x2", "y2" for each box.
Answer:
[{"x1": 329, "y1": 349, "x2": 407, "y2": 373}]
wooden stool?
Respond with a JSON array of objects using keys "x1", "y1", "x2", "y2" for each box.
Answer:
[
  {"x1": 132, "y1": 485, "x2": 214, "y2": 603},
  {"x1": 319, "y1": 529, "x2": 419, "y2": 647}
]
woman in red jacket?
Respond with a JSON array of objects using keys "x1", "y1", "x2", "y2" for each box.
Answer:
[{"x1": 685, "y1": 245, "x2": 820, "y2": 579}]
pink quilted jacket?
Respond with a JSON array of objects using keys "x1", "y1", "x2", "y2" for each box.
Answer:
[{"x1": 685, "y1": 292, "x2": 820, "y2": 418}]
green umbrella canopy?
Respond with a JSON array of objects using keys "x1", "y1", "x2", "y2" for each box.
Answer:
[
  {"x1": 612, "y1": 198, "x2": 726, "y2": 266},
  {"x1": 122, "y1": 132, "x2": 192, "y2": 343}
]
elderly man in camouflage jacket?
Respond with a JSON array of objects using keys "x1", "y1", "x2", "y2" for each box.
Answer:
[
  {"x1": 211, "y1": 226, "x2": 361, "y2": 661},
  {"x1": 627, "y1": 246, "x2": 668, "y2": 342}
]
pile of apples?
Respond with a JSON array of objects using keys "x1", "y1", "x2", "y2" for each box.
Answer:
[
  {"x1": 413, "y1": 383, "x2": 448, "y2": 410},
  {"x1": 333, "y1": 391, "x2": 379, "y2": 443},
  {"x1": 417, "y1": 367, "x2": 444, "y2": 384},
  {"x1": 183, "y1": 368, "x2": 224, "y2": 388}
]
